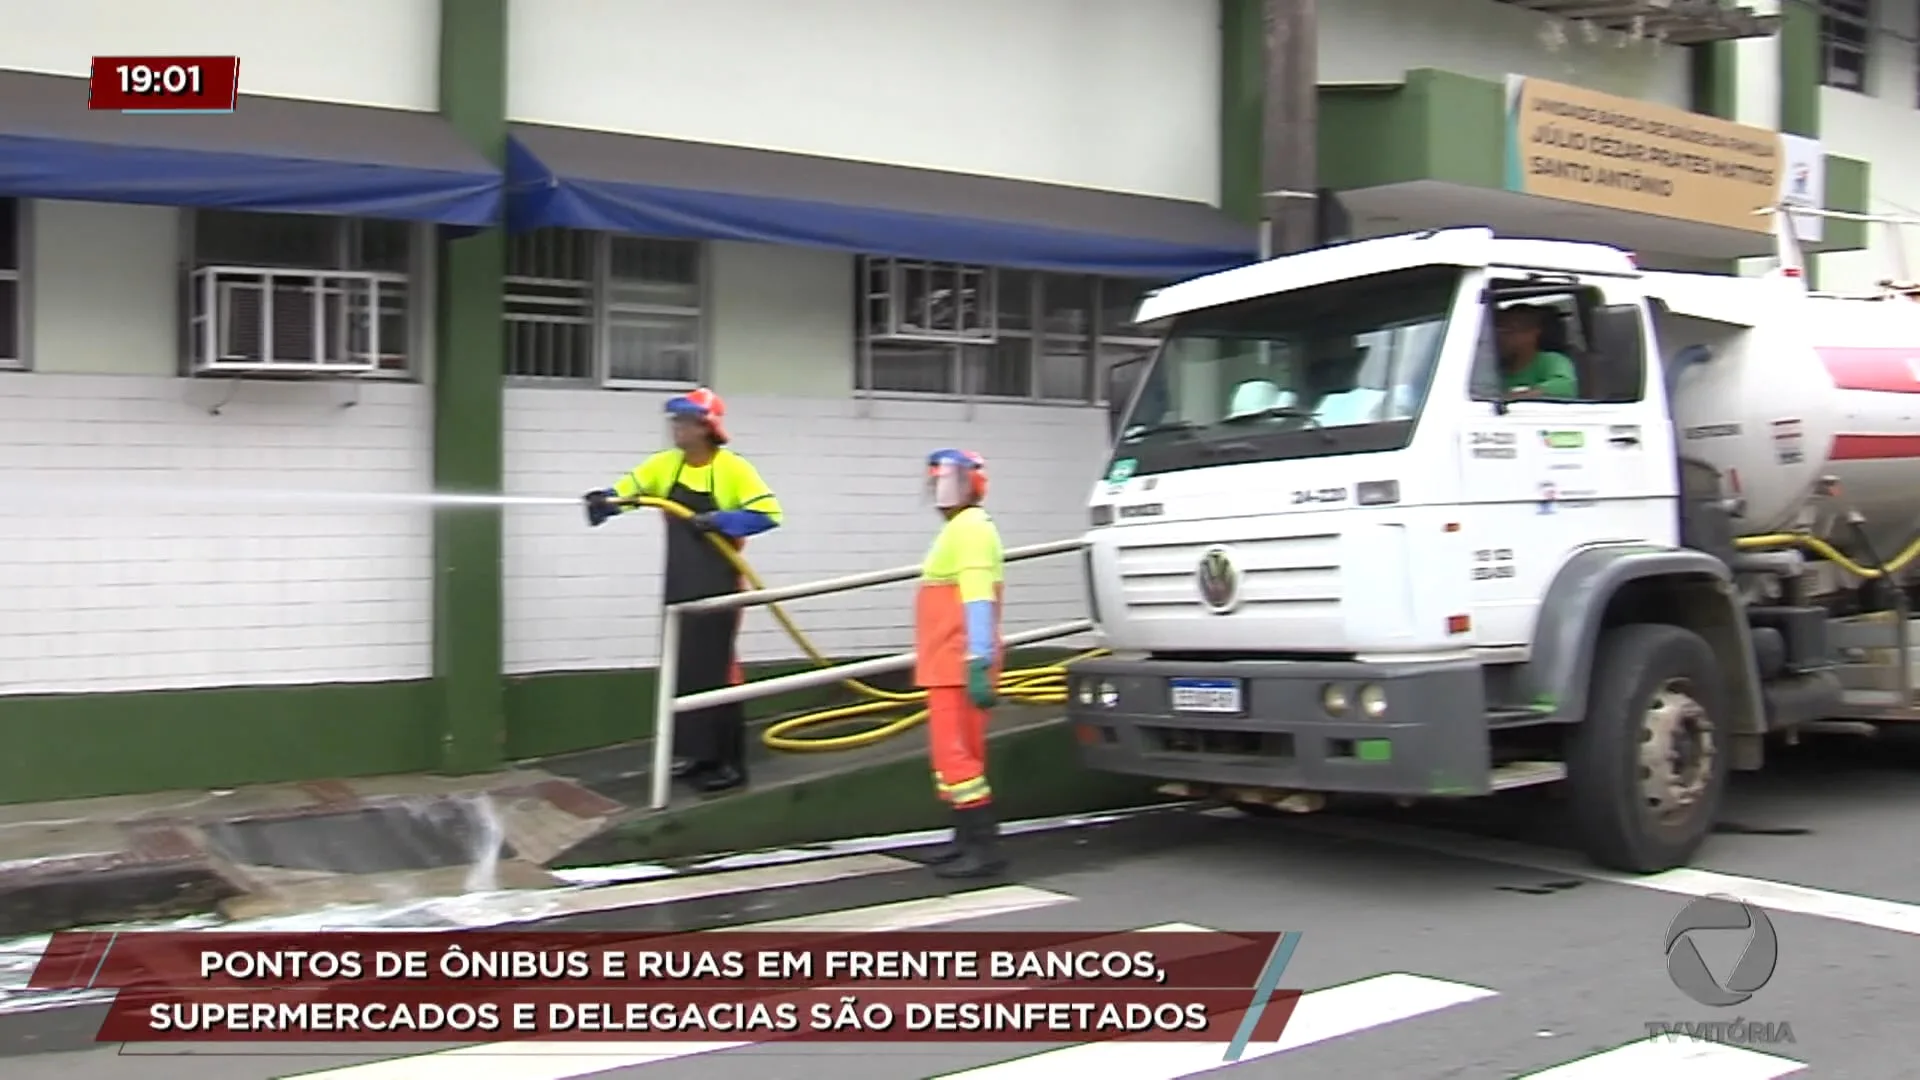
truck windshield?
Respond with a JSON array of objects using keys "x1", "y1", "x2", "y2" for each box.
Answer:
[{"x1": 1110, "y1": 265, "x2": 1458, "y2": 478}]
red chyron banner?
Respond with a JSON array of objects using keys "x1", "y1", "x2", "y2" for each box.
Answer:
[{"x1": 32, "y1": 929, "x2": 1300, "y2": 1045}]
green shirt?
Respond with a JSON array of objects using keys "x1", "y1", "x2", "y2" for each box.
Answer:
[{"x1": 1502, "y1": 350, "x2": 1578, "y2": 399}]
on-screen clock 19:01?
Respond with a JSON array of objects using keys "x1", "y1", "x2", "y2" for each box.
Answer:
[{"x1": 117, "y1": 63, "x2": 203, "y2": 96}]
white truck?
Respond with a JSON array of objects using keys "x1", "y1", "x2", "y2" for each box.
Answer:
[{"x1": 1067, "y1": 224, "x2": 1920, "y2": 873}]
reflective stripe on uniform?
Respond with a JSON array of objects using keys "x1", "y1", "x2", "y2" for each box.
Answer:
[{"x1": 938, "y1": 775, "x2": 992, "y2": 807}]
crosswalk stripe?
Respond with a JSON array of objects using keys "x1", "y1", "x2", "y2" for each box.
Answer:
[
  {"x1": 1282, "y1": 815, "x2": 1920, "y2": 938},
  {"x1": 717, "y1": 884, "x2": 1077, "y2": 932},
  {"x1": 929, "y1": 972, "x2": 1497, "y2": 1079},
  {"x1": 558, "y1": 803, "x2": 1186, "y2": 883},
  {"x1": 275, "y1": 884, "x2": 1080, "y2": 1079},
  {"x1": 532, "y1": 853, "x2": 919, "y2": 919},
  {"x1": 1517, "y1": 1037, "x2": 1807, "y2": 1078}
]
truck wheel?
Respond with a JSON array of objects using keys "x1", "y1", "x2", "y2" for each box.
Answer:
[{"x1": 1566, "y1": 623, "x2": 1728, "y2": 874}]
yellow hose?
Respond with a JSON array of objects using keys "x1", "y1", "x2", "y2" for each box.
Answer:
[
  {"x1": 622, "y1": 496, "x2": 1108, "y2": 753},
  {"x1": 1734, "y1": 531, "x2": 1920, "y2": 580}
]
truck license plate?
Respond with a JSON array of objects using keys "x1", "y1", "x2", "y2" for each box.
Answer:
[{"x1": 1169, "y1": 678, "x2": 1242, "y2": 714}]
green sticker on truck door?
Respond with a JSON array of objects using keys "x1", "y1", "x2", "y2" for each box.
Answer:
[
  {"x1": 1538, "y1": 430, "x2": 1585, "y2": 450},
  {"x1": 1107, "y1": 458, "x2": 1137, "y2": 483}
]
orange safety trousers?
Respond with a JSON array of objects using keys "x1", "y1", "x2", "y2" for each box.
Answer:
[
  {"x1": 915, "y1": 578, "x2": 1001, "y2": 809},
  {"x1": 927, "y1": 687, "x2": 992, "y2": 808}
]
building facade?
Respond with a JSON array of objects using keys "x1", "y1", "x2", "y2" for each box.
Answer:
[{"x1": 0, "y1": 0, "x2": 1884, "y2": 803}]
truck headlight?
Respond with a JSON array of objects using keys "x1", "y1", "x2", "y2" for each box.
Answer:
[
  {"x1": 1358, "y1": 683, "x2": 1388, "y2": 719},
  {"x1": 1098, "y1": 681, "x2": 1119, "y2": 708},
  {"x1": 1321, "y1": 684, "x2": 1350, "y2": 716},
  {"x1": 1077, "y1": 680, "x2": 1095, "y2": 706}
]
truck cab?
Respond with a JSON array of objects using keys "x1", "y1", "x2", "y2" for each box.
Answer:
[{"x1": 1067, "y1": 227, "x2": 1779, "y2": 873}]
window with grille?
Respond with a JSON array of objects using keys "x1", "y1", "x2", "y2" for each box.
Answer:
[
  {"x1": 187, "y1": 210, "x2": 414, "y2": 375},
  {"x1": 0, "y1": 199, "x2": 19, "y2": 370},
  {"x1": 1821, "y1": 0, "x2": 1873, "y2": 92},
  {"x1": 855, "y1": 257, "x2": 1162, "y2": 402},
  {"x1": 505, "y1": 229, "x2": 703, "y2": 385}
]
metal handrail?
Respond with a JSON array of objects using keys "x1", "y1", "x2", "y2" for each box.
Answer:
[
  {"x1": 673, "y1": 537, "x2": 1091, "y2": 616},
  {"x1": 648, "y1": 537, "x2": 1092, "y2": 810}
]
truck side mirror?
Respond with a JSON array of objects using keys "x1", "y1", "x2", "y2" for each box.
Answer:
[
  {"x1": 1104, "y1": 355, "x2": 1149, "y2": 440},
  {"x1": 1585, "y1": 304, "x2": 1648, "y2": 403}
]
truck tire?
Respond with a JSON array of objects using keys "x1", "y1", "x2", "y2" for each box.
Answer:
[{"x1": 1565, "y1": 623, "x2": 1728, "y2": 874}]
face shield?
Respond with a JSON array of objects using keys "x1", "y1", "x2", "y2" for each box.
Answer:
[{"x1": 926, "y1": 452, "x2": 989, "y2": 510}]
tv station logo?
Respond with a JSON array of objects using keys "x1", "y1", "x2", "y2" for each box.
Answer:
[{"x1": 87, "y1": 56, "x2": 240, "y2": 113}]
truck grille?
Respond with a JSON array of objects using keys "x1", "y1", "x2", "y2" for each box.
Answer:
[{"x1": 1114, "y1": 534, "x2": 1341, "y2": 621}]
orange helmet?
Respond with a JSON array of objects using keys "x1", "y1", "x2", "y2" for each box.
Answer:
[
  {"x1": 665, "y1": 387, "x2": 729, "y2": 444},
  {"x1": 927, "y1": 448, "x2": 987, "y2": 509}
]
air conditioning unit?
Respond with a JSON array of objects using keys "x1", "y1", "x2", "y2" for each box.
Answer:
[
  {"x1": 862, "y1": 257, "x2": 997, "y2": 344},
  {"x1": 188, "y1": 265, "x2": 402, "y2": 376}
]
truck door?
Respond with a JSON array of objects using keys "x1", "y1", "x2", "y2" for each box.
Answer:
[{"x1": 1456, "y1": 278, "x2": 1677, "y2": 645}]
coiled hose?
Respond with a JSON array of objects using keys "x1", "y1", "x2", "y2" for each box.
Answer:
[{"x1": 624, "y1": 496, "x2": 1109, "y2": 753}]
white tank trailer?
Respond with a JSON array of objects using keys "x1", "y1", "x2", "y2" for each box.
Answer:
[{"x1": 1066, "y1": 211, "x2": 1920, "y2": 874}]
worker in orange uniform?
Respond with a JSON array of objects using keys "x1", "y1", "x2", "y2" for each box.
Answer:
[
  {"x1": 916, "y1": 448, "x2": 1007, "y2": 879},
  {"x1": 581, "y1": 388, "x2": 782, "y2": 794}
]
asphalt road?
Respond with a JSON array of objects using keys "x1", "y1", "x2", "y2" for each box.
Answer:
[{"x1": 7, "y1": 729, "x2": 1920, "y2": 1079}]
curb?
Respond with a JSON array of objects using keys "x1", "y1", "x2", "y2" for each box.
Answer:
[{"x1": 0, "y1": 847, "x2": 241, "y2": 939}]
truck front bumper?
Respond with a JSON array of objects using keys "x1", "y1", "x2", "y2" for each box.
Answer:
[{"x1": 1064, "y1": 655, "x2": 1492, "y2": 798}]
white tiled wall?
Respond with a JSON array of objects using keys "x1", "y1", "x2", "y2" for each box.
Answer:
[
  {"x1": 0, "y1": 374, "x2": 434, "y2": 695},
  {"x1": 503, "y1": 390, "x2": 1106, "y2": 673}
]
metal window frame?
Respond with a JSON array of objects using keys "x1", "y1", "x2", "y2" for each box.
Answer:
[
  {"x1": 1820, "y1": 0, "x2": 1875, "y2": 92},
  {"x1": 501, "y1": 230, "x2": 706, "y2": 390},
  {"x1": 854, "y1": 261, "x2": 1157, "y2": 406},
  {"x1": 180, "y1": 210, "x2": 421, "y2": 379},
  {"x1": 0, "y1": 197, "x2": 24, "y2": 372},
  {"x1": 862, "y1": 256, "x2": 999, "y2": 344},
  {"x1": 856, "y1": 259, "x2": 963, "y2": 399},
  {"x1": 189, "y1": 264, "x2": 409, "y2": 375},
  {"x1": 502, "y1": 226, "x2": 599, "y2": 385},
  {"x1": 1034, "y1": 274, "x2": 1103, "y2": 405},
  {"x1": 600, "y1": 234, "x2": 707, "y2": 391}
]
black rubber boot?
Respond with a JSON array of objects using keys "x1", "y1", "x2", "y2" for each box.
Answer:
[
  {"x1": 696, "y1": 763, "x2": 747, "y2": 794},
  {"x1": 933, "y1": 805, "x2": 1006, "y2": 879},
  {"x1": 924, "y1": 807, "x2": 967, "y2": 865}
]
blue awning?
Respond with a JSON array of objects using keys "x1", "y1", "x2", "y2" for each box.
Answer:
[
  {"x1": 0, "y1": 71, "x2": 500, "y2": 227},
  {"x1": 507, "y1": 124, "x2": 1255, "y2": 280}
]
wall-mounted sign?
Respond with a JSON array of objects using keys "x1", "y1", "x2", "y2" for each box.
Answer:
[
  {"x1": 1503, "y1": 76, "x2": 1815, "y2": 235},
  {"x1": 1779, "y1": 133, "x2": 1825, "y2": 243}
]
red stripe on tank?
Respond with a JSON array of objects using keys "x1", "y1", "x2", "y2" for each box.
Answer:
[
  {"x1": 1831, "y1": 433, "x2": 1920, "y2": 461},
  {"x1": 1819, "y1": 346, "x2": 1920, "y2": 394}
]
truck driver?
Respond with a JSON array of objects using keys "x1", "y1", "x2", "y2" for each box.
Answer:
[{"x1": 1494, "y1": 304, "x2": 1580, "y2": 400}]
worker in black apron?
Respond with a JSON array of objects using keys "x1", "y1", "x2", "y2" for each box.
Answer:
[{"x1": 583, "y1": 388, "x2": 784, "y2": 794}]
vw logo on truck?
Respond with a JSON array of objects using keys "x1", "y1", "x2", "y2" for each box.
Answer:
[{"x1": 1196, "y1": 547, "x2": 1240, "y2": 613}]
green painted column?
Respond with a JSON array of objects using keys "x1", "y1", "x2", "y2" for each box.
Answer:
[
  {"x1": 1219, "y1": 0, "x2": 1264, "y2": 223},
  {"x1": 1777, "y1": 1, "x2": 1822, "y2": 285},
  {"x1": 1778, "y1": 1, "x2": 1820, "y2": 138},
  {"x1": 434, "y1": 0, "x2": 508, "y2": 774},
  {"x1": 1688, "y1": 42, "x2": 1739, "y2": 120}
]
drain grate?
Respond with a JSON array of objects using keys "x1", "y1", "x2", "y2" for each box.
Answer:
[{"x1": 202, "y1": 798, "x2": 516, "y2": 875}]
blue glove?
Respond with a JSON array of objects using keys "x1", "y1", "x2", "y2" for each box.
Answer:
[
  {"x1": 583, "y1": 490, "x2": 617, "y2": 528},
  {"x1": 966, "y1": 656, "x2": 997, "y2": 709}
]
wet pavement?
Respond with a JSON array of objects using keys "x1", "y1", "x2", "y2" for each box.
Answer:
[{"x1": 4, "y1": 731, "x2": 1919, "y2": 1078}]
